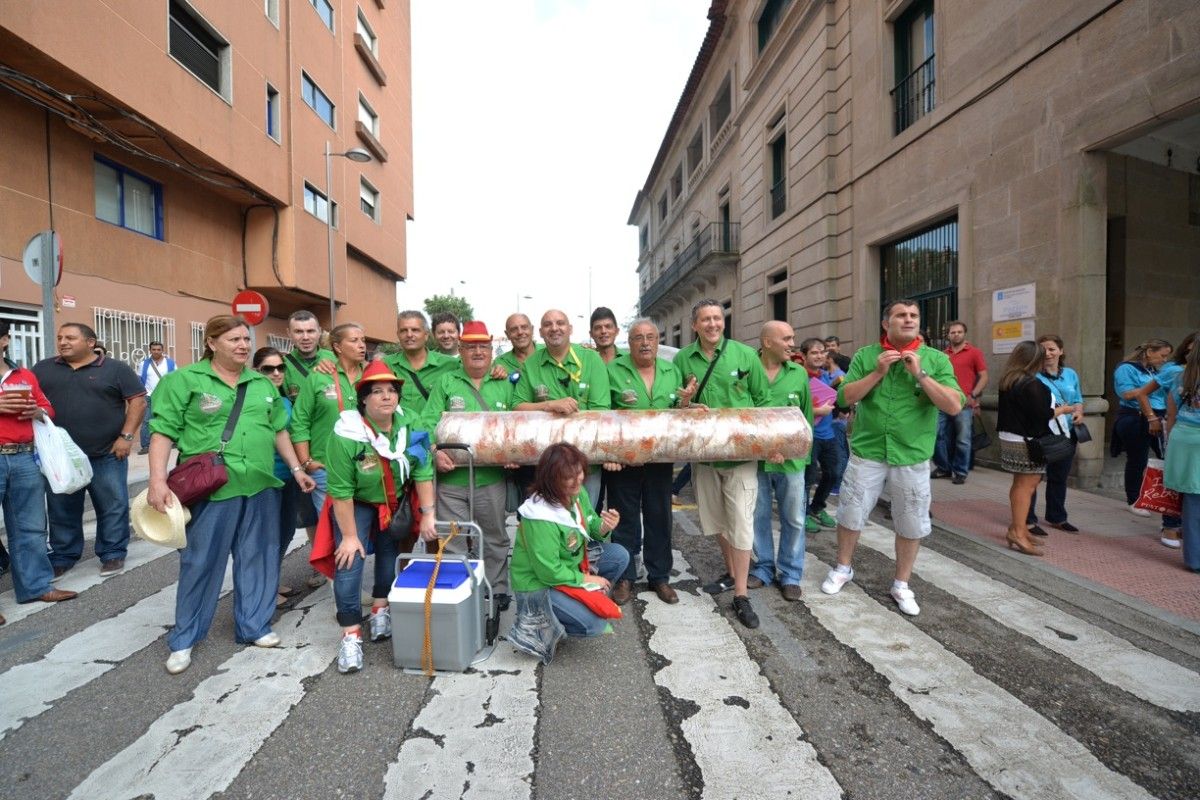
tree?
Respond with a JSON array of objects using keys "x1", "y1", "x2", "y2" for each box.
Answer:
[{"x1": 424, "y1": 293, "x2": 474, "y2": 323}]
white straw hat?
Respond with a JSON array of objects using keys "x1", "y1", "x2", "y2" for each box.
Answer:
[{"x1": 131, "y1": 488, "x2": 190, "y2": 549}]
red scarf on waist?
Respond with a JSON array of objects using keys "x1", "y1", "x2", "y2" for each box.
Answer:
[{"x1": 880, "y1": 334, "x2": 922, "y2": 353}]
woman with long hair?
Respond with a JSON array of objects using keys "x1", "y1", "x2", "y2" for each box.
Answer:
[
  {"x1": 1163, "y1": 343, "x2": 1200, "y2": 572},
  {"x1": 253, "y1": 346, "x2": 303, "y2": 605},
  {"x1": 1112, "y1": 338, "x2": 1173, "y2": 518},
  {"x1": 996, "y1": 341, "x2": 1072, "y2": 556},
  {"x1": 1026, "y1": 335, "x2": 1084, "y2": 535},
  {"x1": 148, "y1": 316, "x2": 315, "y2": 674}
]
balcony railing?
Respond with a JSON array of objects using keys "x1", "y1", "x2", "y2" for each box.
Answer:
[
  {"x1": 890, "y1": 54, "x2": 935, "y2": 134},
  {"x1": 640, "y1": 222, "x2": 740, "y2": 311}
]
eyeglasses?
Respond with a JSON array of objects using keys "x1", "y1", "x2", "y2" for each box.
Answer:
[{"x1": 258, "y1": 364, "x2": 285, "y2": 374}]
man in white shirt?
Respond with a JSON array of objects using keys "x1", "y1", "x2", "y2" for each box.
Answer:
[{"x1": 137, "y1": 341, "x2": 175, "y2": 454}]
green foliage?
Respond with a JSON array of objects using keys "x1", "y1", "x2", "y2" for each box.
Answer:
[{"x1": 424, "y1": 294, "x2": 474, "y2": 323}]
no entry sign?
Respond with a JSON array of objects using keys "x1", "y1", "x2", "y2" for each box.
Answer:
[{"x1": 232, "y1": 290, "x2": 269, "y2": 325}]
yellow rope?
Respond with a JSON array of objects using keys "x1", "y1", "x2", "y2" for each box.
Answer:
[{"x1": 421, "y1": 522, "x2": 460, "y2": 677}]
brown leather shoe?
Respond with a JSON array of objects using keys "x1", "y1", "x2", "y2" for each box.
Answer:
[
  {"x1": 746, "y1": 575, "x2": 766, "y2": 589},
  {"x1": 611, "y1": 578, "x2": 633, "y2": 606},
  {"x1": 38, "y1": 589, "x2": 78, "y2": 603},
  {"x1": 651, "y1": 582, "x2": 679, "y2": 604},
  {"x1": 780, "y1": 584, "x2": 802, "y2": 602}
]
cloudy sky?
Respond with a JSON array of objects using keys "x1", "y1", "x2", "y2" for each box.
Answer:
[{"x1": 402, "y1": 0, "x2": 709, "y2": 341}]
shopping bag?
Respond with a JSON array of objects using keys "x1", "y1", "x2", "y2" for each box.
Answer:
[
  {"x1": 1132, "y1": 459, "x2": 1182, "y2": 516},
  {"x1": 32, "y1": 417, "x2": 93, "y2": 494}
]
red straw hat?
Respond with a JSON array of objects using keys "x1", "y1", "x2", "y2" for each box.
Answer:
[
  {"x1": 356, "y1": 359, "x2": 402, "y2": 390},
  {"x1": 460, "y1": 320, "x2": 492, "y2": 343}
]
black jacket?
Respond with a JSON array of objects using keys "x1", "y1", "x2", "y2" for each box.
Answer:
[{"x1": 997, "y1": 377, "x2": 1054, "y2": 438}]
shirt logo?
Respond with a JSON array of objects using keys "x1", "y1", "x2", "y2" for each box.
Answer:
[
  {"x1": 323, "y1": 384, "x2": 338, "y2": 401},
  {"x1": 621, "y1": 389, "x2": 638, "y2": 405},
  {"x1": 535, "y1": 384, "x2": 549, "y2": 401},
  {"x1": 198, "y1": 393, "x2": 223, "y2": 414},
  {"x1": 358, "y1": 453, "x2": 380, "y2": 473},
  {"x1": 566, "y1": 533, "x2": 578, "y2": 550},
  {"x1": 449, "y1": 395, "x2": 467, "y2": 411},
  {"x1": 287, "y1": 384, "x2": 300, "y2": 400}
]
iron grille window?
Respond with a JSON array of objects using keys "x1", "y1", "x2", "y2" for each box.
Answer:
[
  {"x1": 880, "y1": 217, "x2": 958, "y2": 349},
  {"x1": 770, "y1": 134, "x2": 787, "y2": 219},
  {"x1": 190, "y1": 321, "x2": 205, "y2": 363},
  {"x1": 891, "y1": 0, "x2": 935, "y2": 134},
  {"x1": 267, "y1": 334, "x2": 293, "y2": 352},
  {"x1": 757, "y1": 0, "x2": 793, "y2": 52},
  {"x1": 168, "y1": 1, "x2": 225, "y2": 94},
  {"x1": 93, "y1": 307, "x2": 176, "y2": 369}
]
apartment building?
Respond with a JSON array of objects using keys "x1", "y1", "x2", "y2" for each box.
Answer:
[
  {"x1": 630, "y1": 0, "x2": 1200, "y2": 486},
  {"x1": 0, "y1": 0, "x2": 413, "y2": 366}
]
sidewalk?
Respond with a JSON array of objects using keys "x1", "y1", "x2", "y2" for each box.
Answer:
[{"x1": 927, "y1": 467, "x2": 1198, "y2": 623}]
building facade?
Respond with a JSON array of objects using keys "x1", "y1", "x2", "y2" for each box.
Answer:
[
  {"x1": 631, "y1": 0, "x2": 1200, "y2": 486},
  {"x1": 0, "y1": 0, "x2": 413, "y2": 367}
]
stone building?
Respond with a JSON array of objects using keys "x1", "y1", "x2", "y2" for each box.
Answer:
[
  {"x1": 630, "y1": 0, "x2": 1200, "y2": 486},
  {"x1": 0, "y1": 0, "x2": 412, "y2": 365}
]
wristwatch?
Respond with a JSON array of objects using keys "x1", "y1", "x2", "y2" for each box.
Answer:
[
  {"x1": 418, "y1": 505, "x2": 435, "y2": 514},
  {"x1": 917, "y1": 370, "x2": 930, "y2": 380},
  {"x1": 120, "y1": 433, "x2": 134, "y2": 442}
]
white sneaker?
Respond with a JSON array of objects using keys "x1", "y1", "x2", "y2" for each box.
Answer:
[
  {"x1": 1161, "y1": 528, "x2": 1182, "y2": 549},
  {"x1": 820, "y1": 567, "x2": 854, "y2": 595},
  {"x1": 368, "y1": 607, "x2": 392, "y2": 642},
  {"x1": 891, "y1": 586, "x2": 920, "y2": 616},
  {"x1": 338, "y1": 633, "x2": 363, "y2": 674},
  {"x1": 253, "y1": 631, "x2": 281, "y2": 648},
  {"x1": 166, "y1": 648, "x2": 193, "y2": 674},
  {"x1": 1128, "y1": 504, "x2": 1152, "y2": 517}
]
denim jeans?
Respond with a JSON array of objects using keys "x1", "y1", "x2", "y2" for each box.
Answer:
[
  {"x1": 548, "y1": 541, "x2": 629, "y2": 637},
  {"x1": 1181, "y1": 493, "x2": 1200, "y2": 572},
  {"x1": 308, "y1": 468, "x2": 329, "y2": 515},
  {"x1": 830, "y1": 421, "x2": 849, "y2": 494},
  {"x1": 751, "y1": 470, "x2": 807, "y2": 586},
  {"x1": 332, "y1": 501, "x2": 400, "y2": 627},
  {"x1": 139, "y1": 396, "x2": 153, "y2": 449},
  {"x1": 805, "y1": 437, "x2": 841, "y2": 515},
  {"x1": 607, "y1": 462, "x2": 673, "y2": 585},
  {"x1": 1027, "y1": 445, "x2": 1075, "y2": 525},
  {"x1": 1, "y1": 452, "x2": 54, "y2": 601},
  {"x1": 46, "y1": 453, "x2": 130, "y2": 566},
  {"x1": 934, "y1": 407, "x2": 974, "y2": 477}
]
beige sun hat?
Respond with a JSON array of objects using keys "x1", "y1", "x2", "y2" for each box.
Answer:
[{"x1": 131, "y1": 488, "x2": 191, "y2": 549}]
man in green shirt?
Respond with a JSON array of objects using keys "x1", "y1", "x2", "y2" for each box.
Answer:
[
  {"x1": 589, "y1": 306, "x2": 622, "y2": 365},
  {"x1": 514, "y1": 308, "x2": 611, "y2": 505},
  {"x1": 820, "y1": 299, "x2": 964, "y2": 616},
  {"x1": 494, "y1": 313, "x2": 540, "y2": 378},
  {"x1": 381, "y1": 310, "x2": 457, "y2": 417},
  {"x1": 281, "y1": 310, "x2": 335, "y2": 402},
  {"x1": 749, "y1": 321, "x2": 813, "y2": 603},
  {"x1": 673, "y1": 299, "x2": 769, "y2": 629},
  {"x1": 421, "y1": 321, "x2": 516, "y2": 610}
]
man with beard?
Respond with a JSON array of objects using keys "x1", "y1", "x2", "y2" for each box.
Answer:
[{"x1": 282, "y1": 311, "x2": 335, "y2": 402}]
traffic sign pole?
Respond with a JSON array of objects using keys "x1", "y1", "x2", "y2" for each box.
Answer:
[{"x1": 40, "y1": 232, "x2": 57, "y2": 358}]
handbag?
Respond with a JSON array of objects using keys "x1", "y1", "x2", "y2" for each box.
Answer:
[
  {"x1": 1133, "y1": 458, "x2": 1182, "y2": 516},
  {"x1": 971, "y1": 414, "x2": 992, "y2": 451},
  {"x1": 1072, "y1": 422, "x2": 1092, "y2": 444},
  {"x1": 1026, "y1": 433, "x2": 1074, "y2": 465},
  {"x1": 166, "y1": 383, "x2": 248, "y2": 507}
]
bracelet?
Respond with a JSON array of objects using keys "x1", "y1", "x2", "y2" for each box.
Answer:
[
  {"x1": 290, "y1": 465, "x2": 304, "y2": 473},
  {"x1": 301, "y1": 458, "x2": 313, "y2": 468},
  {"x1": 418, "y1": 505, "x2": 435, "y2": 514}
]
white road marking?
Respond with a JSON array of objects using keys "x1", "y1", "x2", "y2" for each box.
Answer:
[
  {"x1": 855, "y1": 520, "x2": 1200, "y2": 712},
  {"x1": 642, "y1": 553, "x2": 843, "y2": 800},
  {"x1": 803, "y1": 553, "x2": 1156, "y2": 800},
  {"x1": 66, "y1": 586, "x2": 340, "y2": 800},
  {"x1": 383, "y1": 644, "x2": 539, "y2": 800}
]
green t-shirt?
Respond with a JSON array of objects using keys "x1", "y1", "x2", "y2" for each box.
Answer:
[
  {"x1": 149, "y1": 361, "x2": 287, "y2": 500},
  {"x1": 513, "y1": 344, "x2": 611, "y2": 410},
  {"x1": 419, "y1": 367, "x2": 514, "y2": 487},
  {"x1": 607, "y1": 353, "x2": 684, "y2": 410},
  {"x1": 282, "y1": 348, "x2": 335, "y2": 401},
  {"x1": 324, "y1": 410, "x2": 434, "y2": 505},
  {"x1": 289, "y1": 365, "x2": 361, "y2": 462},
  {"x1": 760, "y1": 360, "x2": 814, "y2": 474},
  {"x1": 673, "y1": 337, "x2": 769, "y2": 467},
  {"x1": 382, "y1": 349, "x2": 457, "y2": 416},
  {"x1": 837, "y1": 343, "x2": 964, "y2": 466},
  {"x1": 510, "y1": 491, "x2": 604, "y2": 592},
  {"x1": 494, "y1": 345, "x2": 542, "y2": 379}
]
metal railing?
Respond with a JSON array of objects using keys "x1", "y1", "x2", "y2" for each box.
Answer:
[
  {"x1": 890, "y1": 54, "x2": 935, "y2": 134},
  {"x1": 92, "y1": 306, "x2": 176, "y2": 370},
  {"x1": 640, "y1": 222, "x2": 740, "y2": 311}
]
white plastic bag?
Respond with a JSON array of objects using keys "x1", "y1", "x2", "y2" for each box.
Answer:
[{"x1": 33, "y1": 417, "x2": 93, "y2": 494}]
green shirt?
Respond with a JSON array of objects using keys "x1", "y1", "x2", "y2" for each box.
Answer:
[
  {"x1": 760, "y1": 360, "x2": 814, "y2": 474},
  {"x1": 837, "y1": 343, "x2": 964, "y2": 466},
  {"x1": 282, "y1": 348, "x2": 335, "y2": 401},
  {"x1": 420, "y1": 367, "x2": 514, "y2": 487},
  {"x1": 324, "y1": 410, "x2": 434, "y2": 504},
  {"x1": 673, "y1": 337, "x2": 769, "y2": 467},
  {"x1": 513, "y1": 344, "x2": 611, "y2": 410},
  {"x1": 510, "y1": 491, "x2": 605, "y2": 592},
  {"x1": 289, "y1": 365, "x2": 361, "y2": 462},
  {"x1": 607, "y1": 353, "x2": 685, "y2": 410},
  {"x1": 149, "y1": 361, "x2": 287, "y2": 500},
  {"x1": 382, "y1": 349, "x2": 457, "y2": 416},
  {"x1": 494, "y1": 345, "x2": 542, "y2": 379}
]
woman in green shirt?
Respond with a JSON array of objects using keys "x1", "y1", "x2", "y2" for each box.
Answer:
[
  {"x1": 322, "y1": 361, "x2": 436, "y2": 674},
  {"x1": 148, "y1": 315, "x2": 314, "y2": 676}
]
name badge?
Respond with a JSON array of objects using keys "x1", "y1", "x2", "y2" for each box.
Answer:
[{"x1": 449, "y1": 396, "x2": 466, "y2": 411}]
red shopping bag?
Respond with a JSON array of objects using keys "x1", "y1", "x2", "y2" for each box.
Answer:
[{"x1": 1132, "y1": 459, "x2": 1182, "y2": 516}]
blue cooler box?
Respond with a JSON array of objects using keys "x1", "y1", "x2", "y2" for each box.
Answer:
[{"x1": 389, "y1": 557, "x2": 486, "y2": 672}]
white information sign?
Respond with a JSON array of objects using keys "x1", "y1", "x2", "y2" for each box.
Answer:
[{"x1": 993, "y1": 283, "x2": 1036, "y2": 322}]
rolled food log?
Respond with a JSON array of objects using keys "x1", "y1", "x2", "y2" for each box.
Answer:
[{"x1": 434, "y1": 407, "x2": 811, "y2": 466}]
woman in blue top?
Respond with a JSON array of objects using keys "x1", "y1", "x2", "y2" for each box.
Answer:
[
  {"x1": 1111, "y1": 338, "x2": 1173, "y2": 518},
  {"x1": 1163, "y1": 344, "x2": 1200, "y2": 572},
  {"x1": 254, "y1": 346, "x2": 303, "y2": 605},
  {"x1": 1026, "y1": 335, "x2": 1084, "y2": 534}
]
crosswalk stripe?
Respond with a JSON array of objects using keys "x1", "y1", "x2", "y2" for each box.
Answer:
[
  {"x1": 854, "y1": 520, "x2": 1200, "y2": 712},
  {"x1": 802, "y1": 553, "x2": 1156, "y2": 800},
  {"x1": 641, "y1": 552, "x2": 844, "y2": 800},
  {"x1": 66, "y1": 586, "x2": 341, "y2": 800}
]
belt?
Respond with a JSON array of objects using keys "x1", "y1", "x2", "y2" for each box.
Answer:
[{"x1": 0, "y1": 443, "x2": 35, "y2": 455}]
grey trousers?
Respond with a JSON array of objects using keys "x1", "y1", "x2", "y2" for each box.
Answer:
[{"x1": 437, "y1": 480, "x2": 511, "y2": 596}]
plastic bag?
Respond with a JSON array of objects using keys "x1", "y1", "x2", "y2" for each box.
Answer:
[
  {"x1": 33, "y1": 417, "x2": 93, "y2": 494},
  {"x1": 1133, "y1": 459, "x2": 1181, "y2": 516}
]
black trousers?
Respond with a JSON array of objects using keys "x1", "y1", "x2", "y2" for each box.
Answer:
[{"x1": 607, "y1": 462, "x2": 674, "y2": 585}]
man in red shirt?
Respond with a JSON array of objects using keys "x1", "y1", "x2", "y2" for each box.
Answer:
[{"x1": 932, "y1": 321, "x2": 988, "y2": 484}]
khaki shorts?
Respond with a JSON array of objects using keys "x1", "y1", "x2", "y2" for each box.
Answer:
[
  {"x1": 835, "y1": 455, "x2": 932, "y2": 540},
  {"x1": 694, "y1": 461, "x2": 758, "y2": 550}
]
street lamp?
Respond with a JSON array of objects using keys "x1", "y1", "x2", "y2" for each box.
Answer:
[{"x1": 325, "y1": 142, "x2": 373, "y2": 326}]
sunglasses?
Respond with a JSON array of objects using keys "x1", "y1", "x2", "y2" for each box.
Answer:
[{"x1": 258, "y1": 364, "x2": 285, "y2": 374}]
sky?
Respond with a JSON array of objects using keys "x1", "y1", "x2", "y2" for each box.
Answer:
[{"x1": 402, "y1": 0, "x2": 710, "y2": 343}]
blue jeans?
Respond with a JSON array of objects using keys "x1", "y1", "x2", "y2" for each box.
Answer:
[
  {"x1": 751, "y1": 470, "x2": 807, "y2": 586},
  {"x1": 308, "y1": 468, "x2": 328, "y2": 514},
  {"x1": 139, "y1": 396, "x2": 153, "y2": 449},
  {"x1": 1, "y1": 452, "x2": 54, "y2": 601},
  {"x1": 169, "y1": 490, "x2": 281, "y2": 651},
  {"x1": 548, "y1": 541, "x2": 629, "y2": 637},
  {"x1": 830, "y1": 421, "x2": 849, "y2": 493},
  {"x1": 805, "y1": 436, "x2": 841, "y2": 514},
  {"x1": 332, "y1": 502, "x2": 399, "y2": 627},
  {"x1": 1182, "y1": 493, "x2": 1200, "y2": 572},
  {"x1": 934, "y1": 407, "x2": 974, "y2": 476},
  {"x1": 46, "y1": 453, "x2": 130, "y2": 567}
]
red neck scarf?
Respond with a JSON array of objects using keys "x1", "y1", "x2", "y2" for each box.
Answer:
[
  {"x1": 805, "y1": 366, "x2": 823, "y2": 379},
  {"x1": 880, "y1": 334, "x2": 922, "y2": 353}
]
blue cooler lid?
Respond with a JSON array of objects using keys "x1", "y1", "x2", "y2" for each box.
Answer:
[{"x1": 395, "y1": 560, "x2": 471, "y2": 590}]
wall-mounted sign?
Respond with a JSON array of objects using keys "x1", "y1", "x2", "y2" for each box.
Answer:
[
  {"x1": 992, "y1": 283, "x2": 1035, "y2": 322},
  {"x1": 61, "y1": 295, "x2": 76, "y2": 309},
  {"x1": 992, "y1": 319, "x2": 1035, "y2": 354}
]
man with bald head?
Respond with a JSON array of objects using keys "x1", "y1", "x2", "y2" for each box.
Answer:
[{"x1": 495, "y1": 313, "x2": 539, "y2": 379}]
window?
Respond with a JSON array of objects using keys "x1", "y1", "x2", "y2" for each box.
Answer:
[
  {"x1": 639, "y1": 225, "x2": 649, "y2": 253},
  {"x1": 301, "y1": 72, "x2": 336, "y2": 128},
  {"x1": 357, "y1": 95, "x2": 379, "y2": 137},
  {"x1": 168, "y1": 0, "x2": 228, "y2": 97},
  {"x1": 671, "y1": 324, "x2": 682, "y2": 349},
  {"x1": 264, "y1": 0, "x2": 279, "y2": 26},
  {"x1": 768, "y1": 269, "x2": 788, "y2": 322},
  {"x1": 757, "y1": 0, "x2": 792, "y2": 52},
  {"x1": 892, "y1": 0, "x2": 935, "y2": 134},
  {"x1": 710, "y1": 74, "x2": 732, "y2": 133},
  {"x1": 359, "y1": 178, "x2": 379, "y2": 221},
  {"x1": 768, "y1": 111, "x2": 787, "y2": 219},
  {"x1": 303, "y1": 182, "x2": 337, "y2": 226},
  {"x1": 93, "y1": 306, "x2": 176, "y2": 369},
  {"x1": 880, "y1": 217, "x2": 958, "y2": 349},
  {"x1": 722, "y1": 300, "x2": 733, "y2": 340},
  {"x1": 1189, "y1": 174, "x2": 1200, "y2": 227},
  {"x1": 310, "y1": 0, "x2": 335, "y2": 31},
  {"x1": 266, "y1": 84, "x2": 280, "y2": 140},
  {"x1": 267, "y1": 334, "x2": 293, "y2": 352},
  {"x1": 94, "y1": 157, "x2": 163, "y2": 240},
  {"x1": 356, "y1": 9, "x2": 377, "y2": 54},
  {"x1": 189, "y1": 321, "x2": 205, "y2": 363},
  {"x1": 686, "y1": 127, "x2": 704, "y2": 176},
  {"x1": 658, "y1": 193, "x2": 668, "y2": 223},
  {"x1": 670, "y1": 164, "x2": 683, "y2": 201}
]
